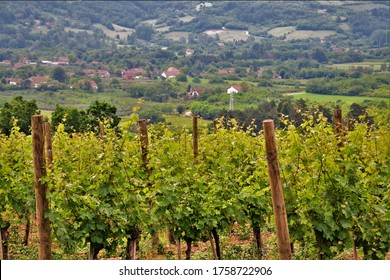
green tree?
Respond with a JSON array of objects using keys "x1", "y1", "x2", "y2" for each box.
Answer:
[
  {"x1": 86, "y1": 101, "x2": 121, "y2": 132},
  {"x1": 51, "y1": 101, "x2": 120, "y2": 134},
  {"x1": 51, "y1": 105, "x2": 89, "y2": 133},
  {"x1": 135, "y1": 24, "x2": 154, "y2": 41},
  {"x1": 110, "y1": 78, "x2": 121, "y2": 89},
  {"x1": 312, "y1": 48, "x2": 328, "y2": 63},
  {"x1": 51, "y1": 67, "x2": 67, "y2": 83},
  {"x1": 176, "y1": 73, "x2": 188, "y2": 82},
  {"x1": 0, "y1": 96, "x2": 39, "y2": 135},
  {"x1": 176, "y1": 105, "x2": 185, "y2": 115},
  {"x1": 139, "y1": 108, "x2": 165, "y2": 124}
]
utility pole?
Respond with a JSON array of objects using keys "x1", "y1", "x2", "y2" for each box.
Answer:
[{"x1": 228, "y1": 92, "x2": 234, "y2": 111}]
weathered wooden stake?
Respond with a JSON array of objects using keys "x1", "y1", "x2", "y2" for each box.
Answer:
[
  {"x1": 213, "y1": 119, "x2": 218, "y2": 134},
  {"x1": 192, "y1": 116, "x2": 198, "y2": 160},
  {"x1": 263, "y1": 119, "x2": 291, "y2": 260},
  {"x1": 334, "y1": 108, "x2": 344, "y2": 145},
  {"x1": 0, "y1": 222, "x2": 10, "y2": 260},
  {"x1": 335, "y1": 109, "x2": 357, "y2": 259},
  {"x1": 99, "y1": 122, "x2": 105, "y2": 138},
  {"x1": 44, "y1": 122, "x2": 53, "y2": 166},
  {"x1": 138, "y1": 119, "x2": 159, "y2": 247},
  {"x1": 32, "y1": 115, "x2": 51, "y2": 260}
]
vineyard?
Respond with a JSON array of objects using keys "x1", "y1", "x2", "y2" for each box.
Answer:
[{"x1": 0, "y1": 108, "x2": 389, "y2": 260}]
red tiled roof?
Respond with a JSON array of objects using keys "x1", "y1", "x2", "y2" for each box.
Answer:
[
  {"x1": 30, "y1": 76, "x2": 48, "y2": 84},
  {"x1": 162, "y1": 67, "x2": 180, "y2": 78}
]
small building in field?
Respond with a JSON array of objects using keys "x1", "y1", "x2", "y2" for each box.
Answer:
[
  {"x1": 30, "y1": 76, "x2": 48, "y2": 88},
  {"x1": 7, "y1": 78, "x2": 23, "y2": 86},
  {"x1": 227, "y1": 85, "x2": 242, "y2": 94},
  {"x1": 161, "y1": 67, "x2": 181, "y2": 79}
]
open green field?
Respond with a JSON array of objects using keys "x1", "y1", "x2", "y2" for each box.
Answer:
[
  {"x1": 155, "y1": 26, "x2": 171, "y2": 32},
  {"x1": 329, "y1": 61, "x2": 389, "y2": 71},
  {"x1": 204, "y1": 29, "x2": 249, "y2": 42},
  {"x1": 164, "y1": 32, "x2": 190, "y2": 42},
  {"x1": 285, "y1": 30, "x2": 336, "y2": 41},
  {"x1": 344, "y1": 3, "x2": 389, "y2": 11},
  {"x1": 141, "y1": 19, "x2": 158, "y2": 26},
  {"x1": 164, "y1": 114, "x2": 211, "y2": 131},
  {"x1": 92, "y1": 23, "x2": 134, "y2": 40},
  {"x1": 178, "y1": 16, "x2": 195, "y2": 23},
  {"x1": 267, "y1": 26, "x2": 295, "y2": 37},
  {"x1": 290, "y1": 92, "x2": 389, "y2": 112},
  {"x1": 64, "y1": 27, "x2": 94, "y2": 35},
  {"x1": 31, "y1": 26, "x2": 50, "y2": 34},
  {"x1": 0, "y1": 89, "x2": 152, "y2": 117},
  {"x1": 40, "y1": 110, "x2": 53, "y2": 121}
]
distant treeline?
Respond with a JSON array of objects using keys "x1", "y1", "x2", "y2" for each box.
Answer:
[{"x1": 306, "y1": 74, "x2": 390, "y2": 97}]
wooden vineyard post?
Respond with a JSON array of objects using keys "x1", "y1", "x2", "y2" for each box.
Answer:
[
  {"x1": 334, "y1": 109, "x2": 358, "y2": 259},
  {"x1": 263, "y1": 119, "x2": 292, "y2": 260},
  {"x1": 334, "y1": 108, "x2": 344, "y2": 147},
  {"x1": 44, "y1": 122, "x2": 53, "y2": 166},
  {"x1": 32, "y1": 115, "x2": 51, "y2": 260},
  {"x1": 138, "y1": 119, "x2": 159, "y2": 248},
  {"x1": 213, "y1": 119, "x2": 218, "y2": 134},
  {"x1": 334, "y1": 108, "x2": 342, "y2": 135},
  {"x1": 192, "y1": 116, "x2": 198, "y2": 160},
  {"x1": 0, "y1": 222, "x2": 10, "y2": 260},
  {"x1": 99, "y1": 122, "x2": 105, "y2": 139}
]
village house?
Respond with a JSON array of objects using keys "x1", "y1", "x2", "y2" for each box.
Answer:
[
  {"x1": 161, "y1": 67, "x2": 181, "y2": 79},
  {"x1": 331, "y1": 45, "x2": 343, "y2": 53},
  {"x1": 187, "y1": 87, "x2": 203, "y2": 99},
  {"x1": 41, "y1": 60, "x2": 52, "y2": 65},
  {"x1": 30, "y1": 76, "x2": 48, "y2": 88},
  {"x1": 19, "y1": 56, "x2": 30, "y2": 64},
  {"x1": 56, "y1": 56, "x2": 69, "y2": 65},
  {"x1": 185, "y1": 48, "x2": 194, "y2": 56},
  {"x1": 89, "y1": 80, "x2": 98, "y2": 90},
  {"x1": 273, "y1": 73, "x2": 282, "y2": 79},
  {"x1": 12, "y1": 63, "x2": 23, "y2": 70},
  {"x1": 1, "y1": 60, "x2": 11, "y2": 65},
  {"x1": 227, "y1": 85, "x2": 242, "y2": 94},
  {"x1": 82, "y1": 69, "x2": 95, "y2": 77},
  {"x1": 218, "y1": 68, "x2": 235, "y2": 75},
  {"x1": 7, "y1": 78, "x2": 23, "y2": 86},
  {"x1": 70, "y1": 79, "x2": 98, "y2": 91},
  {"x1": 122, "y1": 68, "x2": 146, "y2": 80},
  {"x1": 98, "y1": 70, "x2": 111, "y2": 78}
]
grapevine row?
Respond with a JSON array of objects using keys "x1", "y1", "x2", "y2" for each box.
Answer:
[{"x1": 0, "y1": 109, "x2": 388, "y2": 260}]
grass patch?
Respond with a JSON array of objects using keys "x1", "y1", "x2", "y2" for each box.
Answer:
[
  {"x1": 344, "y1": 3, "x2": 389, "y2": 11},
  {"x1": 31, "y1": 26, "x2": 49, "y2": 34},
  {"x1": 285, "y1": 30, "x2": 336, "y2": 41},
  {"x1": 155, "y1": 26, "x2": 171, "y2": 33},
  {"x1": 267, "y1": 26, "x2": 295, "y2": 37},
  {"x1": 0, "y1": 89, "x2": 150, "y2": 117},
  {"x1": 164, "y1": 114, "x2": 211, "y2": 131},
  {"x1": 64, "y1": 27, "x2": 93, "y2": 35},
  {"x1": 164, "y1": 32, "x2": 190, "y2": 42},
  {"x1": 40, "y1": 110, "x2": 53, "y2": 121},
  {"x1": 178, "y1": 16, "x2": 195, "y2": 23},
  {"x1": 291, "y1": 92, "x2": 389, "y2": 112},
  {"x1": 204, "y1": 29, "x2": 249, "y2": 42},
  {"x1": 329, "y1": 61, "x2": 388, "y2": 71},
  {"x1": 92, "y1": 23, "x2": 134, "y2": 40}
]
